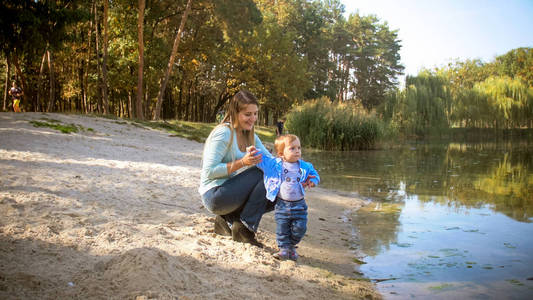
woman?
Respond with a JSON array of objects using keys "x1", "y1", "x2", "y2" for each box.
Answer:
[{"x1": 199, "y1": 90, "x2": 273, "y2": 247}]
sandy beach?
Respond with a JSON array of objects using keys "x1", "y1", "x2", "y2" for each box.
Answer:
[{"x1": 0, "y1": 112, "x2": 380, "y2": 299}]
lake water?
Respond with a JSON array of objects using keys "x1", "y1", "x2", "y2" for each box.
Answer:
[{"x1": 305, "y1": 141, "x2": 533, "y2": 299}]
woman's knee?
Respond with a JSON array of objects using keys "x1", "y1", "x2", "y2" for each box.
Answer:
[
  {"x1": 203, "y1": 188, "x2": 243, "y2": 215},
  {"x1": 244, "y1": 166, "x2": 263, "y2": 183}
]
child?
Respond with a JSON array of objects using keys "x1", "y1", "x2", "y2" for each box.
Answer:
[{"x1": 248, "y1": 134, "x2": 320, "y2": 260}]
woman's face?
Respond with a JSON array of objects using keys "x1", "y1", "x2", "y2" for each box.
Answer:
[{"x1": 236, "y1": 104, "x2": 258, "y2": 131}]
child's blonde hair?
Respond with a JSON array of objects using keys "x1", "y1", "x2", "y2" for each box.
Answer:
[{"x1": 274, "y1": 134, "x2": 299, "y2": 156}]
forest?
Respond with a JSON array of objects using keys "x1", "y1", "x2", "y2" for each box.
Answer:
[
  {"x1": 0, "y1": 0, "x2": 403, "y2": 123},
  {"x1": 1, "y1": 0, "x2": 531, "y2": 139}
]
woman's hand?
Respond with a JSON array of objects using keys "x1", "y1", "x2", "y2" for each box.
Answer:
[{"x1": 242, "y1": 146, "x2": 262, "y2": 166}]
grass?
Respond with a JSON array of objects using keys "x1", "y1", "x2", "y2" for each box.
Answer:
[
  {"x1": 32, "y1": 113, "x2": 277, "y2": 143},
  {"x1": 30, "y1": 120, "x2": 80, "y2": 134},
  {"x1": 30, "y1": 118, "x2": 94, "y2": 134},
  {"x1": 132, "y1": 119, "x2": 276, "y2": 144}
]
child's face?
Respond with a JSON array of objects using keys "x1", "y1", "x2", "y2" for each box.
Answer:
[{"x1": 282, "y1": 138, "x2": 301, "y2": 163}]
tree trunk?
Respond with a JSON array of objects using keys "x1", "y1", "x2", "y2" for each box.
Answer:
[
  {"x1": 95, "y1": 4, "x2": 102, "y2": 113},
  {"x1": 47, "y1": 50, "x2": 55, "y2": 112},
  {"x1": 144, "y1": 85, "x2": 150, "y2": 119},
  {"x1": 84, "y1": 0, "x2": 95, "y2": 114},
  {"x1": 37, "y1": 51, "x2": 47, "y2": 112},
  {"x1": 128, "y1": 90, "x2": 133, "y2": 118},
  {"x1": 136, "y1": 0, "x2": 145, "y2": 120},
  {"x1": 101, "y1": 0, "x2": 110, "y2": 114},
  {"x1": 78, "y1": 61, "x2": 84, "y2": 113},
  {"x1": 177, "y1": 76, "x2": 184, "y2": 119},
  {"x1": 153, "y1": 0, "x2": 193, "y2": 120},
  {"x1": 3, "y1": 56, "x2": 9, "y2": 111}
]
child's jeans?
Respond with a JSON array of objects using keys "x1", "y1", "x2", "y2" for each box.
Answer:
[{"x1": 275, "y1": 198, "x2": 308, "y2": 249}]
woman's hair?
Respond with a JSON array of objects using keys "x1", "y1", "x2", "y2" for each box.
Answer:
[
  {"x1": 219, "y1": 90, "x2": 259, "y2": 162},
  {"x1": 274, "y1": 134, "x2": 299, "y2": 157}
]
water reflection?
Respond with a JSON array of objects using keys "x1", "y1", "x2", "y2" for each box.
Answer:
[
  {"x1": 353, "y1": 202, "x2": 403, "y2": 257},
  {"x1": 305, "y1": 141, "x2": 533, "y2": 299},
  {"x1": 305, "y1": 142, "x2": 533, "y2": 222}
]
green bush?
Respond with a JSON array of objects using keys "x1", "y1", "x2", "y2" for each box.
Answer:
[{"x1": 285, "y1": 97, "x2": 384, "y2": 150}]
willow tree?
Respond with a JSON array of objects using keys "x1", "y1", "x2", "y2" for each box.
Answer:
[
  {"x1": 381, "y1": 72, "x2": 451, "y2": 135},
  {"x1": 473, "y1": 76, "x2": 532, "y2": 129}
]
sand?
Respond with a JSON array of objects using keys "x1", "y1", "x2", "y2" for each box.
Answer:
[{"x1": 0, "y1": 112, "x2": 381, "y2": 299}]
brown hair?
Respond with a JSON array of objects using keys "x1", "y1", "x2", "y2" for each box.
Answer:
[{"x1": 274, "y1": 134, "x2": 299, "y2": 157}]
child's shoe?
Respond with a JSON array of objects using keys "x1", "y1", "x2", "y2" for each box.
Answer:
[
  {"x1": 273, "y1": 248, "x2": 291, "y2": 260},
  {"x1": 289, "y1": 248, "x2": 299, "y2": 261}
]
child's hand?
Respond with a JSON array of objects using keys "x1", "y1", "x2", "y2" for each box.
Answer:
[
  {"x1": 302, "y1": 175, "x2": 316, "y2": 189},
  {"x1": 242, "y1": 146, "x2": 262, "y2": 166},
  {"x1": 246, "y1": 146, "x2": 256, "y2": 153},
  {"x1": 246, "y1": 146, "x2": 262, "y2": 157}
]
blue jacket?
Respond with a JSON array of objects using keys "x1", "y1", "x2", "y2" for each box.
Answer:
[{"x1": 255, "y1": 152, "x2": 320, "y2": 202}]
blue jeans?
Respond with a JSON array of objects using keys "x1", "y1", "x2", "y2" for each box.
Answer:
[
  {"x1": 275, "y1": 198, "x2": 308, "y2": 249},
  {"x1": 201, "y1": 167, "x2": 274, "y2": 232}
]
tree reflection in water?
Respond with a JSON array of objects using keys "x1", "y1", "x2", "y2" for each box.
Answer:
[{"x1": 305, "y1": 140, "x2": 533, "y2": 223}]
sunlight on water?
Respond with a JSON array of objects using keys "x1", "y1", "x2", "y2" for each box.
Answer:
[{"x1": 305, "y1": 141, "x2": 533, "y2": 299}]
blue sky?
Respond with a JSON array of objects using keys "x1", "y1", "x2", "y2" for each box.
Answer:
[{"x1": 341, "y1": 0, "x2": 533, "y2": 76}]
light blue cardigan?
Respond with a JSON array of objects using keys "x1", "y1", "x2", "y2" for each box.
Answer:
[
  {"x1": 255, "y1": 153, "x2": 320, "y2": 202},
  {"x1": 198, "y1": 124, "x2": 271, "y2": 195}
]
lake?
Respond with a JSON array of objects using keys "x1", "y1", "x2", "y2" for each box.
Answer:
[{"x1": 305, "y1": 140, "x2": 533, "y2": 299}]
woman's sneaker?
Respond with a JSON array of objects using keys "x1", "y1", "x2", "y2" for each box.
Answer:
[
  {"x1": 273, "y1": 248, "x2": 291, "y2": 260},
  {"x1": 214, "y1": 215, "x2": 231, "y2": 236},
  {"x1": 231, "y1": 220, "x2": 263, "y2": 248}
]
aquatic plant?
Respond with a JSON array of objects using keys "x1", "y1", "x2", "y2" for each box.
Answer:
[{"x1": 285, "y1": 97, "x2": 384, "y2": 150}]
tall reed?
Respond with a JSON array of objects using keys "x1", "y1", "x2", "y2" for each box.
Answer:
[{"x1": 285, "y1": 97, "x2": 384, "y2": 150}]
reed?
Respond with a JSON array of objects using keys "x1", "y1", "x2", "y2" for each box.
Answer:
[{"x1": 285, "y1": 97, "x2": 384, "y2": 150}]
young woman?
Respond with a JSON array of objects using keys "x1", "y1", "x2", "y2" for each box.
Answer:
[{"x1": 199, "y1": 90, "x2": 273, "y2": 247}]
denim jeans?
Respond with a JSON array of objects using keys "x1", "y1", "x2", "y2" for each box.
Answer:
[
  {"x1": 275, "y1": 198, "x2": 308, "y2": 249},
  {"x1": 201, "y1": 167, "x2": 274, "y2": 232}
]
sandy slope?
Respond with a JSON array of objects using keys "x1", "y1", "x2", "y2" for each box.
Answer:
[{"x1": 0, "y1": 112, "x2": 380, "y2": 299}]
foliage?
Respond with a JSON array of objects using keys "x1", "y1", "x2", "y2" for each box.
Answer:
[
  {"x1": 381, "y1": 49, "x2": 533, "y2": 136},
  {"x1": 492, "y1": 47, "x2": 533, "y2": 86},
  {"x1": 380, "y1": 72, "x2": 451, "y2": 136},
  {"x1": 2, "y1": 1, "x2": 530, "y2": 142},
  {"x1": 0, "y1": 0, "x2": 403, "y2": 123},
  {"x1": 285, "y1": 97, "x2": 384, "y2": 150}
]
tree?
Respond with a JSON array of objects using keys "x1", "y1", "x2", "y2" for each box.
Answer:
[
  {"x1": 348, "y1": 14, "x2": 403, "y2": 109},
  {"x1": 493, "y1": 47, "x2": 533, "y2": 86},
  {"x1": 136, "y1": 0, "x2": 145, "y2": 119},
  {"x1": 101, "y1": 0, "x2": 110, "y2": 114},
  {"x1": 153, "y1": 0, "x2": 193, "y2": 120}
]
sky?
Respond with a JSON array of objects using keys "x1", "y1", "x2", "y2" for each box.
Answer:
[{"x1": 340, "y1": 0, "x2": 533, "y2": 77}]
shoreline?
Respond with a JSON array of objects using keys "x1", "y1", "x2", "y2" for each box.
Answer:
[{"x1": 0, "y1": 112, "x2": 381, "y2": 299}]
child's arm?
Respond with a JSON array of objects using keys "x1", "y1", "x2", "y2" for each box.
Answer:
[
  {"x1": 246, "y1": 145, "x2": 275, "y2": 171},
  {"x1": 308, "y1": 164, "x2": 320, "y2": 186},
  {"x1": 303, "y1": 162, "x2": 320, "y2": 188}
]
